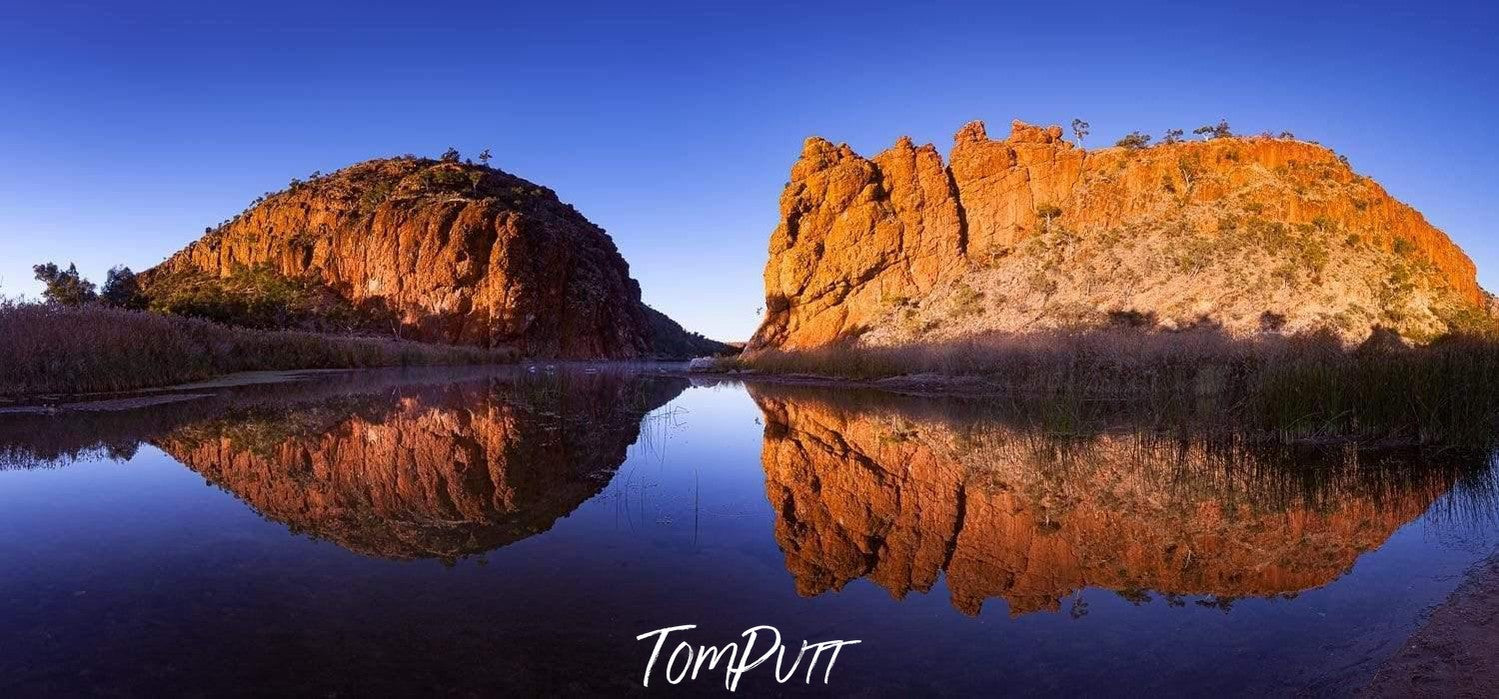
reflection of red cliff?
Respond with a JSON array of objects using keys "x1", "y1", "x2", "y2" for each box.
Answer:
[
  {"x1": 752, "y1": 385, "x2": 1444, "y2": 616},
  {"x1": 155, "y1": 375, "x2": 686, "y2": 560}
]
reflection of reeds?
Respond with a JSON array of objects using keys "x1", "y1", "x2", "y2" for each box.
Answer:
[
  {"x1": 0, "y1": 301, "x2": 518, "y2": 396},
  {"x1": 750, "y1": 381, "x2": 1499, "y2": 524},
  {"x1": 0, "y1": 442, "x2": 138, "y2": 471},
  {"x1": 751, "y1": 383, "x2": 1499, "y2": 616},
  {"x1": 2, "y1": 368, "x2": 693, "y2": 562},
  {"x1": 740, "y1": 327, "x2": 1499, "y2": 448},
  {"x1": 968, "y1": 420, "x2": 1497, "y2": 521},
  {"x1": 0, "y1": 366, "x2": 506, "y2": 468}
]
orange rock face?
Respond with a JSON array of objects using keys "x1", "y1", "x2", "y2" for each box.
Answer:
[
  {"x1": 147, "y1": 158, "x2": 719, "y2": 358},
  {"x1": 154, "y1": 373, "x2": 687, "y2": 560},
  {"x1": 751, "y1": 384, "x2": 1456, "y2": 616},
  {"x1": 752, "y1": 120, "x2": 1485, "y2": 348}
]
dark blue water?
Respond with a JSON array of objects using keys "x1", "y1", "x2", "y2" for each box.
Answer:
[{"x1": 1, "y1": 367, "x2": 1495, "y2": 696}]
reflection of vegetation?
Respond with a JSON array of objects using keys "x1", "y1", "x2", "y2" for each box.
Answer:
[
  {"x1": 1068, "y1": 596, "x2": 1090, "y2": 619},
  {"x1": 167, "y1": 396, "x2": 394, "y2": 459},
  {"x1": 752, "y1": 381, "x2": 1499, "y2": 619},
  {"x1": 946, "y1": 411, "x2": 1499, "y2": 524},
  {"x1": 0, "y1": 368, "x2": 507, "y2": 467},
  {"x1": 0, "y1": 368, "x2": 691, "y2": 564},
  {"x1": 1195, "y1": 596, "x2": 1239, "y2": 612},
  {"x1": 752, "y1": 379, "x2": 1499, "y2": 529},
  {"x1": 158, "y1": 369, "x2": 689, "y2": 561}
]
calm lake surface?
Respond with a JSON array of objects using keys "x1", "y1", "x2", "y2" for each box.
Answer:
[{"x1": 2, "y1": 366, "x2": 1496, "y2": 696}]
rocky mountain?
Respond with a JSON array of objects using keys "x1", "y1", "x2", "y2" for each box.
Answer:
[
  {"x1": 750, "y1": 120, "x2": 1489, "y2": 349},
  {"x1": 144, "y1": 156, "x2": 729, "y2": 359}
]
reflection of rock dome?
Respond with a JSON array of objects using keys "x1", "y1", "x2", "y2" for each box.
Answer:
[
  {"x1": 155, "y1": 373, "x2": 687, "y2": 561},
  {"x1": 751, "y1": 384, "x2": 1476, "y2": 616}
]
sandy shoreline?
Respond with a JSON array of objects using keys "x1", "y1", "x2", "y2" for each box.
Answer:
[{"x1": 1362, "y1": 550, "x2": 1499, "y2": 697}]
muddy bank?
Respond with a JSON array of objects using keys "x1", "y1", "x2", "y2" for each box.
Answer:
[{"x1": 1363, "y1": 551, "x2": 1499, "y2": 697}]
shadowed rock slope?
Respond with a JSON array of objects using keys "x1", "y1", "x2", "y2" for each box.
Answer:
[
  {"x1": 751, "y1": 120, "x2": 1489, "y2": 349},
  {"x1": 145, "y1": 156, "x2": 729, "y2": 358}
]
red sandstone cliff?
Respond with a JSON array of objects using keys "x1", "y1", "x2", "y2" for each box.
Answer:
[
  {"x1": 145, "y1": 157, "x2": 726, "y2": 358},
  {"x1": 751, "y1": 120, "x2": 1486, "y2": 348}
]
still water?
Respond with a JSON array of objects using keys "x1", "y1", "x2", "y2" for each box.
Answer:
[{"x1": 1, "y1": 366, "x2": 1496, "y2": 696}]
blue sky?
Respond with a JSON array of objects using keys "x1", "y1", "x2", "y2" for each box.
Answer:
[{"x1": 2, "y1": 1, "x2": 1495, "y2": 340}]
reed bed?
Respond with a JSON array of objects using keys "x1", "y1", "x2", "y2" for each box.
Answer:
[
  {"x1": 0, "y1": 300, "x2": 518, "y2": 396},
  {"x1": 737, "y1": 328, "x2": 1499, "y2": 447}
]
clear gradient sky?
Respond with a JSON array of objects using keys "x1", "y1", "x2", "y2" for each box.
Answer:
[{"x1": 2, "y1": 1, "x2": 1495, "y2": 340}]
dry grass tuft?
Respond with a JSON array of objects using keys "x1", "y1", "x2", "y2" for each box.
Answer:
[
  {"x1": 737, "y1": 327, "x2": 1499, "y2": 447},
  {"x1": 0, "y1": 300, "x2": 518, "y2": 396}
]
